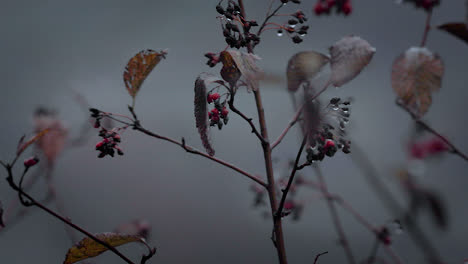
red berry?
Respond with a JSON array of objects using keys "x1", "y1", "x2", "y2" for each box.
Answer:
[
  {"x1": 221, "y1": 107, "x2": 229, "y2": 117},
  {"x1": 410, "y1": 143, "x2": 425, "y2": 159},
  {"x1": 314, "y1": 2, "x2": 324, "y2": 15},
  {"x1": 342, "y1": 1, "x2": 352, "y2": 15},
  {"x1": 211, "y1": 115, "x2": 220, "y2": 122},
  {"x1": 207, "y1": 94, "x2": 213, "y2": 103},
  {"x1": 421, "y1": 0, "x2": 433, "y2": 10},
  {"x1": 24, "y1": 156, "x2": 39, "y2": 167},
  {"x1": 426, "y1": 138, "x2": 447, "y2": 155},
  {"x1": 93, "y1": 121, "x2": 100, "y2": 128},
  {"x1": 284, "y1": 201, "x2": 295, "y2": 210},
  {"x1": 211, "y1": 108, "x2": 219, "y2": 116},
  {"x1": 95, "y1": 141, "x2": 104, "y2": 149},
  {"x1": 211, "y1": 93, "x2": 220, "y2": 101},
  {"x1": 324, "y1": 139, "x2": 335, "y2": 149}
]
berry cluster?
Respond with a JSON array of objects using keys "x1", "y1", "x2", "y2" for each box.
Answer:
[
  {"x1": 216, "y1": 1, "x2": 260, "y2": 49},
  {"x1": 313, "y1": 0, "x2": 352, "y2": 16},
  {"x1": 400, "y1": 0, "x2": 440, "y2": 11},
  {"x1": 306, "y1": 97, "x2": 352, "y2": 163},
  {"x1": 207, "y1": 92, "x2": 229, "y2": 129},
  {"x1": 204, "y1": 52, "x2": 220, "y2": 68},
  {"x1": 409, "y1": 137, "x2": 448, "y2": 160},
  {"x1": 276, "y1": 10, "x2": 309, "y2": 44},
  {"x1": 95, "y1": 128, "x2": 124, "y2": 158}
]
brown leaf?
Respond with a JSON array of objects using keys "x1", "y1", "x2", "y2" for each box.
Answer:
[
  {"x1": 286, "y1": 51, "x2": 330, "y2": 92},
  {"x1": 391, "y1": 47, "x2": 444, "y2": 118},
  {"x1": 63, "y1": 232, "x2": 144, "y2": 264},
  {"x1": 123, "y1": 49, "x2": 167, "y2": 98},
  {"x1": 438, "y1": 22, "x2": 468, "y2": 44},
  {"x1": 16, "y1": 128, "x2": 50, "y2": 157},
  {"x1": 220, "y1": 50, "x2": 263, "y2": 91},
  {"x1": 194, "y1": 73, "x2": 224, "y2": 156},
  {"x1": 329, "y1": 35, "x2": 375, "y2": 87}
]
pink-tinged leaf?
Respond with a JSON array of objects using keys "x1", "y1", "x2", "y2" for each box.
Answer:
[
  {"x1": 286, "y1": 51, "x2": 330, "y2": 92},
  {"x1": 63, "y1": 232, "x2": 144, "y2": 264},
  {"x1": 34, "y1": 109, "x2": 68, "y2": 164},
  {"x1": 123, "y1": 49, "x2": 167, "y2": 98},
  {"x1": 391, "y1": 47, "x2": 444, "y2": 118},
  {"x1": 220, "y1": 50, "x2": 263, "y2": 91},
  {"x1": 438, "y1": 22, "x2": 468, "y2": 45},
  {"x1": 0, "y1": 201, "x2": 4, "y2": 228},
  {"x1": 194, "y1": 73, "x2": 224, "y2": 156},
  {"x1": 16, "y1": 129, "x2": 50, "y2": 157},
  {"x1": 114, "y1": 219, "x2": 151, "y2": 239},
  {"x1": 329, "y1": 35, "x2": 376, "y2": 87}
]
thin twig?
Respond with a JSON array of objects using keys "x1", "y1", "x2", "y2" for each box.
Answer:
[
  {"x1": 420, "y1": 9, "x2": 432, "y2": 47},
  {"x1": 256, "y1": 3, "x2": 284, "y2": 37},
  {"x1": 228, "y1": 86, "x2": 267, "y2": 144},
  {"x1": 313, "y1": 251, "x2": 329, "y2": 264},
  {"x1": 396, "y1": 99, "x2": 468, "y2": 161},
  {"x1": 313, "y1": 165, "x2": 357, "y2": 264},
  {"x1": 276, "y1": 134, "x2": 308, "y2": 218},
  {"x1": 122, "y1": 106, "x2": 267, "y2": 187}
]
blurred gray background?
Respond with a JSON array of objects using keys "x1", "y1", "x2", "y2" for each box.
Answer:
[{"x1": 1, "y1": 0, "x2": 467, "y2": 263}]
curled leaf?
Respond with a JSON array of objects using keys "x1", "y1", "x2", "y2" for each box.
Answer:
[
  {"x1": 63, "y1": 232, "x2": 144, "y2": 264},
  {"x1": 425, "y1": 191, "x2": 448, "y2": 229},
  {"x1": 286, "y1": 51, "x2": 330, "y2": 92},
  {"x1": 194, "y1": 73, "x2": 224, "y2": 156},
  {"x1": 220, "y1": 50, "x2": 263, "y2": 91},
  {"x1": 391, "y1": 47, "x2": 444, "y2": 118},
  {"x1": 329, "y1": 35, "x2": 376, "y2": 87},
  {"x1": 438, "y1": 22, "x2": 468, "y2": 45},
  {"x1": 123, "y1": 49, "x2": 167, "y2": 98}
]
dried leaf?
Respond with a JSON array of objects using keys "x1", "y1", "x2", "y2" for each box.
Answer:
[
  {"x1": 286, "y1": 51, "x2": 330, "y2": 92},
  {"x1": 194, "y1": 73, "x2": 224, "y2": 156},
  {"x1": 63, "y1": 232, "x2": 144, "y2": 264},
  {"x1": 220, "y1": 50, "x2": 263, "y2": 91},
  {"x1": 34, "y1": 108, "x2": 68, "y2": 164},
  {"x1": 123, "y1": 49, "x2": 167, "y2": 98},
  {"x1": 391, "y1": 47, "x2": 444, "y2": 118},
  {"x1": 17, "y1": 129, "x2": 50, "y2": 157},
  {"x1": 438, "y1": 22, "x2": 468, "y2": 44},
  {"x1": 329, "y1": 35, "x2": 376, "y2": 87},
  {"x1": 0, "y1": 201, "x2": 4, "y2": 228}
]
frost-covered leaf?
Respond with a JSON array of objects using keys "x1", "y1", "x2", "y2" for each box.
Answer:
[
  {"x1": 391, "y1": 47, "x2": 444, "y2": 118},
  {"x1": 220, "y1": 50, "x2": 263, "y2": 91},
  {"x1": 16, "y1": 128, "x2": 50, "y2": 156},
  {"x1": 438, "y1": 23, "x2": 468, "y2": 44},
  {"x1": 194, "y1": 73, "x2": 224, "y2": 156},
  {"x1": 63, "y1": 232, "x2": 144, "y2": 264},
  {"x1": 286, "y1": 51, "x2": 330, "y2": 92},
  {"x1": 34, "y1": 108, "x2": 68, "y2": 164},
  {"x1": 329, "y1": 35, "x2": 375, "y2": 87},
  {"x1": 0, "y1": 201, "x2": 4, "y2": 228},
  {"x1": 123, "y1": 49, "x2": 167, "y2": 98}
]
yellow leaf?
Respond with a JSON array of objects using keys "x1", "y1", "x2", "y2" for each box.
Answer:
[
  {"x1": 16, "y1": 128, "x2": 50, "y2": 156},
  {"x1": 63, "y1": 232, "x2": 143, "y2": 264}
]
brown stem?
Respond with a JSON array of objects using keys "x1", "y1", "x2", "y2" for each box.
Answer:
[
  {"x1": 396, "y1": 99, "x2": 468, "y2": 162},
  {"x1": 420, "y1": 10, "x2": 432, "y2": 47},
  {"x1": 313, "y1": 165, "x2": 356, "y2": 264},
  {"x1": 253, "y1": 89, "x2": 288, "y2": 264},
  {"x1": 3, "y1": 164, "x2": 136, "y2": 264}
]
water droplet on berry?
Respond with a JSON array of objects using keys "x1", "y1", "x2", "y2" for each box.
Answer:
[
  {"x1": 290, "y1": 24, "x2": 296, "y2": 28},
  {"x1": 332, "y1": 106, "x2": 339, "y2": 111},
  {"x1": 300, "y1": 34, "x2": 306, "y2": 37},
  {"x1": 277, "y1": 32, "x2": 283, "y2": 37}
]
